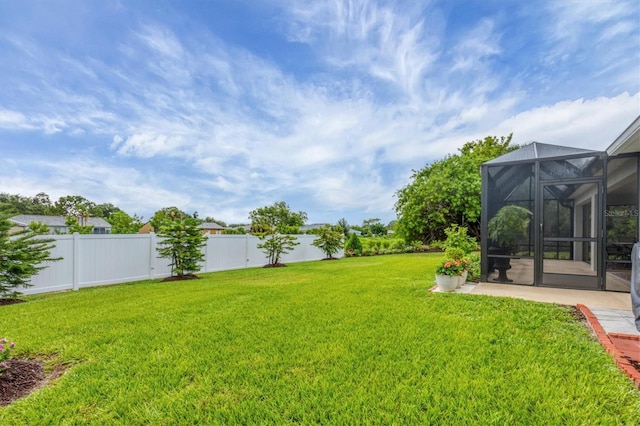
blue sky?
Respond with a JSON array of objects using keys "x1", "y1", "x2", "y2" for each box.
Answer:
[{"x1": 0, "y1": 0, "x2": 638, "y2": 226}]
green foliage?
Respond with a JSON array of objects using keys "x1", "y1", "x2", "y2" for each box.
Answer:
[
  {"x1": 344, "y1": 232, "x2": 363, "y2": 255},
  {"x1": 249, "y1": 201, "x2": 307, "y2": 234},
  {"x1": 27, "y1": 221, "x2": 50, "y2": 235},
  {"x1": 53, "y1": 195, "x2": 96, "y2": 217},
  {"x1": 435, "y1": 258, "x2": 464, "y2": 277},
  {"x1": 0, "y1": 192, "x2": 54, "y2": 215},
  {"x1": 150, "y1": 207, "x2": 190, "y2": 232},
  {"x1": 65, "y1": 215, "x2": 93, "y2": 234},
  {"x1": 156, "y1": 217, "x2": 207, "y2": 277},
  {"x1": 395, "y1": 135, "x2": 515, "y2": 243},
  {"x1": 0, "y1": 338, "x2": 16, "y2": 373},
  {"x1": 223, "y1": 227, "x2": 246, "y2": 235},
  {"x1": 487, "y1": 205, "x2": 532, "y2": 251},
  {"x1": 249, "y1": 202, "x2": 306, "y2": 266},
  {"x1": 442, "y1": 224, "x2": 478, "y2": 255},
  {"x1": 466, "y1": 252, "x2": 481, "y2": 281},
  {"x1": 311, "y1": 225, "x2": 343, "y2": 259},
  {"x1": 336, "y1": 218, "x2": 350, "y2": 237},
  {"x1": 107, "y1": 211, "x2": 144, "y2": 234},
  {"x1": 0, "y1": 211, "x2": 60, "y2": 298},
  {"x1": 444, "y1": 247, "x2": 465, "y2": 261},
  {"x1": 257, "y1": 233, "x2": 299, "y2": 266}
]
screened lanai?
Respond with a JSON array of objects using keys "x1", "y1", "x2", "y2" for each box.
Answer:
[{"x1": 481, "y1": 140, "x2": 639, "y2": 293}]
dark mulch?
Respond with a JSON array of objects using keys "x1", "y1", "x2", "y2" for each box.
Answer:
[
  {"x1": 0, "y1": 299, "x2": 25, "y2": 306},
  {"x1": 161, "y1": 274, "x2": 200, "y2": 282},
  {"x1": 263, "y1": 263, "x2": 287, "y2": 268},
  {"x1": 0, "y1": 358, "x2": 68, "y2": 406},
  {"x1": 321, "y1": 257, "x2": 340, "y2": 261},
  {"x1": 0, "y1": 359, "x2": 45, "y2": 406},
  {"x1": 629, "y1": 359, "x2": 640, "y2": 374}
]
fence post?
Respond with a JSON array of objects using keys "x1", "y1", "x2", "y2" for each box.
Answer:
[
  {"x1": 149, "y1": 232, "x2": 156, "y2": 279},
  {"x1": 245, "y1": 234, "x2": 250, "y2": 268},
  {"x1": 72, "y1": 232, "x2": 80, "y2": 291}
]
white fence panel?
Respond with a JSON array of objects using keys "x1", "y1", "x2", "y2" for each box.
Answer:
[
  {"x1": 23, "y1": 235, "x2": 75, "y2": 295},
  {"x1": 22, "y1": 232, "x2": 341, "y2": 296}
]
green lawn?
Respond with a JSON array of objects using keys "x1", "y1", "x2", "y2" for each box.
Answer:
[{"x1": 1, "y1": 253, "x2": 638, "y2": 424}]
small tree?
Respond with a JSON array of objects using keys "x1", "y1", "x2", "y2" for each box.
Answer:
[
  {"x1": 156, "y1": 217, "x2": 206, "y2": 277},
  {"x1": 344, "y1": 232, "x2": 363, "y2": 256},
  {"x1": 249, "y1": 202, "x2": 306, "y2": 266},
  {"x1": 257, "y1": 233, "x2": 299, "y2": 266},
  {"x1": 0, "y1": 211, "x2": 60, "y2": 298},
  {"x1": 312, "y1": 225, "x2": 343, "y2": 259}
]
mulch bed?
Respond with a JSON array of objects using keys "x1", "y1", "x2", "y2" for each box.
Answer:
[
  {"x1": 0, "y1": 299, "x2": 25, "y2": 306},
  {"x1": 263, "y1": 263, "x2": 287, "y2": 268},
  {"x1": 0, "y1": 358, "x2": 68, "y2": 406},
  {"x1": 0, "y1": 359, "x2": 45, "y2": 406},
  {"x1": 161, "y1": 274, "x2": 200, "y2": 282}
]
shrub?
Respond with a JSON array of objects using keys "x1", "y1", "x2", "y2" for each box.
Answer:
[
  {"x1": 444, "y1": 247, "x2": 465, "y2": 261},
  {"x1": 467, "y1": 253, "x2": 481, "y2": 281},
  {"x1": 442, "y1": 224, "x2": 478, "y2": 255},
  {"x1": 0, "y1": 338, "x2": 15, "y2": 374},
  {"x1": 344, "y1": 233, "x2": 363, "y2": 255}
]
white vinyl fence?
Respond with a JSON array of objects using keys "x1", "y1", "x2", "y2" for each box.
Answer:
[{"x1": 23, "y1": 233, "x2": 340, "y2": 295}]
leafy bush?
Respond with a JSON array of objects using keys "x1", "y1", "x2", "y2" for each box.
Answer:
[
  {"x1": 444, "y1": 247, "x2": 465, "y2": 261},
  {"x1": 467, "y1": 253, "x2": 481, "y2": 281},
  {"x1": 442, "y1": 224, "x2": 478, "y2": 255},
  {"x1": 344, "y1": 233, "x2": 363, "y2": 256}
]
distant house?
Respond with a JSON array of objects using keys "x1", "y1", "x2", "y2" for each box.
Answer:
[
  {"x1": 138, "y1": 222, "x2": 154, "y2": 234},
  {"x1": 199, "y1": 222, "x2": 226, "y2": 235},
  {"x1": 9, "y1": 215, "x2": 112, "y2": 235}
]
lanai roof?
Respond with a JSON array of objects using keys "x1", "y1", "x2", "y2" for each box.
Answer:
[{"x1": 484, "y1": 142, "x2": 601, "y2": 165}]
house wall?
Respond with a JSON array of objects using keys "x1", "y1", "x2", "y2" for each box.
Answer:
[{"x1": 21, "y1": 233, "x2": 339, "y2": 295}]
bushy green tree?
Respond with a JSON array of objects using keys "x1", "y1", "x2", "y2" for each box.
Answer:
[
  {"x1": 249, "y1": 202, "x2": 306, "y2": 266},
  {"x1": 156, "y1": 217, "x2": 207, "y2": 277},
  {"x1": 312, "y1": 225, "x2": 343, "y2": 259},
  {"x1": 108, "y1": 211, "x2": 144, "y2": 234},
  {"x1": 395, "y1": 135, "x2": 515, "y2": 243},
  {"x1": 0, "y1": 211, "x2": 60, "y2": 298},
  {"x1": 150, "y1": 207, "x2": 190, "y2": 232},
  {"x1": 344, "y1": 232, "x2": 363, "y2": 255}
]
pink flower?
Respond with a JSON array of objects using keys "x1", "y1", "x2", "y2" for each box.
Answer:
[
  {"x1": 0, "y1": 361, "x2": 7, "y2": 368},
  {"x1": 9, "y1": 342, "x2": 15, "y2": 348}
]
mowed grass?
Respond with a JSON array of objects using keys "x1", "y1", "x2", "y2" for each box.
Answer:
[{"x1": 0, "y1": 253, "x2": 638, "y2": 424}]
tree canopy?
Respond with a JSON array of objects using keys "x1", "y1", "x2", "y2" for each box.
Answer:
[
  {"x1": 394, "y1": 135, "x2": 515, "y2": 243},
  {"x1": 249, "y1": 201, "x2": 307, "y2": 234}
]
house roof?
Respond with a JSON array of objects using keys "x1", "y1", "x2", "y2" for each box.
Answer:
[
  {"x1": 607, "y1": 115, "x2": 640, "y2": 156},
  {"x1": 484, "y1": 142, "x2": 601, "y2": 165},
  {"x1": 10, "y1": 215, "x2": 112, "y2": 228},
  {"x1": 199, "y1": 222, "x2": 226, "y2": 230}
]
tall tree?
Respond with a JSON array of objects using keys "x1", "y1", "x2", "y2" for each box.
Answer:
[
  {"x1": 249, "y1": 201, "x2": 307, "y2": 234},
  {"x1": 395, "y1": 135, "x2": 515, "y2": 243},
  {"x1": 107, "y1": 211, "x2": 144, "y2": 234},
  {"x1": 53, "y1": 195, "x2": 96, "y2": 217},
  {"x1": 149, "y1": 207, "x2": 190, "y2": 232}
]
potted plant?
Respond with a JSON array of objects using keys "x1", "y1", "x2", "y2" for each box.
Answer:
[
  {"x1": 487, "y1": 205, "x2": 532, "y2": 282},
  {"x1": 435, "y1": 258, "x2": 462, "y2": 292},
  {"x1": 445, "y1": 247, "x2": 469, "y2": 288}
]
